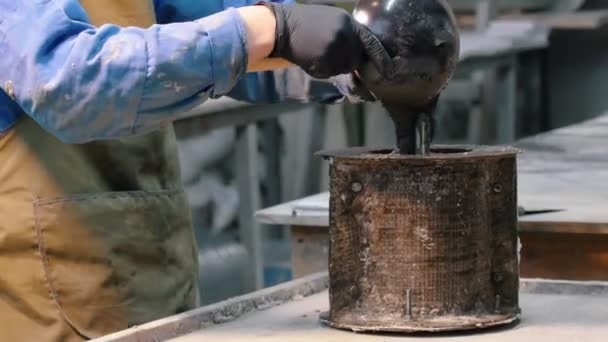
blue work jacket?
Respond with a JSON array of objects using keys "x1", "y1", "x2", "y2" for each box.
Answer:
[{"x1": 0, "y1": 0, "x2": 350, "y2": 143}]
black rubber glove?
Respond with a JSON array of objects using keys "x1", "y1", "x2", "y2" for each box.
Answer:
[{"x1": 259, "y1": 2, "x2": 393, "y2": 80}]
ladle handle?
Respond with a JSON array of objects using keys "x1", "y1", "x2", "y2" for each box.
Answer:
[{"x1": 247, "y1": 58, "x2": 294, "y2": 72}]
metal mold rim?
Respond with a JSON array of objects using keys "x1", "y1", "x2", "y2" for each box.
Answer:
[{"x1": 317, "y1": 144, "x2": 520, "y2": 161}]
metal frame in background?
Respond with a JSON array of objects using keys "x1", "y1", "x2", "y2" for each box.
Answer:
[{"x1": 175, "y1": 99, "x2": 314, "y2": 291}]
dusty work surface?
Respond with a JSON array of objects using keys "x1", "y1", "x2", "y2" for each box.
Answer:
[
  {"x1": 170, "y1": 289, "x2": 608, "y2": 342},
  {"x1": 95, "y1": 274, "x2": 608, "y2": 341}
]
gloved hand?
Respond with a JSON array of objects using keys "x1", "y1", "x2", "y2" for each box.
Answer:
[{"x1": 258, "y1": 2, "x2": 393, "y2": 80}]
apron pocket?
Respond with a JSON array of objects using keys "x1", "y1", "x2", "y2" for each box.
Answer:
[{"x1": 33, "y1": 190, "x2": 198, "y2": 339}]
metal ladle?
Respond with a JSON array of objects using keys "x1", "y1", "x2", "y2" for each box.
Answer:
[
  {"x1": 249, "y1": 0, "x2": 460, "y2": 155},
  {"x1": 353, "y1": 0, "x2": 460, "y2": 155}
]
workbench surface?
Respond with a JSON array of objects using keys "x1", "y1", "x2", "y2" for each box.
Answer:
[
  {"x1": 170, "y1": 288, "x2": 607, "y2": 342},
  {"x1": 94, "y1": 275, "x2": 608, "y2": 342}
]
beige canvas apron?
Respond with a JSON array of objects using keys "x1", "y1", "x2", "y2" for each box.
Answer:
[{"x1": 0, "y1": 1, "x2": 199, "y2": 341}]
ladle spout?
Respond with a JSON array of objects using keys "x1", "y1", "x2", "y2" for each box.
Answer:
[{"x1": 385, "y1": 99, "x2": 436, "y2": 155}]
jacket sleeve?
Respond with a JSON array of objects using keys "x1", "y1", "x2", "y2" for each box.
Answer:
[
  {"x1": 154, "y1": 0, "x2": 350, "y2": 105},
  {"x1": 154, "y1": 0, "x2": 294, "y2": 24},
  {"x1": 0, "y1": 0, "x2": 249, "y2": 143}
]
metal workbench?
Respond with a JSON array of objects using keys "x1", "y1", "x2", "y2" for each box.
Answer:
[{"x1": 94, "y1": 273, "x2": 608, "y2": 342}]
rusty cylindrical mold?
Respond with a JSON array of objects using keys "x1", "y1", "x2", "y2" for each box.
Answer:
[{"x1": 318, "y1": 145, "x2": 521, "y2": 333}]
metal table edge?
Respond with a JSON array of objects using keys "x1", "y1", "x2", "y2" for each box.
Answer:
[{"x1": 93, "y1": 275, "x2": 608, "y2": 342}]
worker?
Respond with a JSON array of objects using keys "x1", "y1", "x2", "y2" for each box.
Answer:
[{"x1": 0, "y1": 0, "x2": 393, "y2": 341}]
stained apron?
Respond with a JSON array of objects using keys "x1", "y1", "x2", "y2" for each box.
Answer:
[{"x1": 0, "y1": 1, "x2": 199, "y2": 340}]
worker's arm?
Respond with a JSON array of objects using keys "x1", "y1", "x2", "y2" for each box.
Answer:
[
  {"x1": 154, "y1": 0, "x2": 374, "y2": 104},
  {"x1": 0, "y1": 1, "x2": 276, "y2": 143}
]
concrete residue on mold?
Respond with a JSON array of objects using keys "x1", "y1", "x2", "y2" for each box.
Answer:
[{"x1": 414, "y1": 226, "x2": 435, "y2": 250}]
